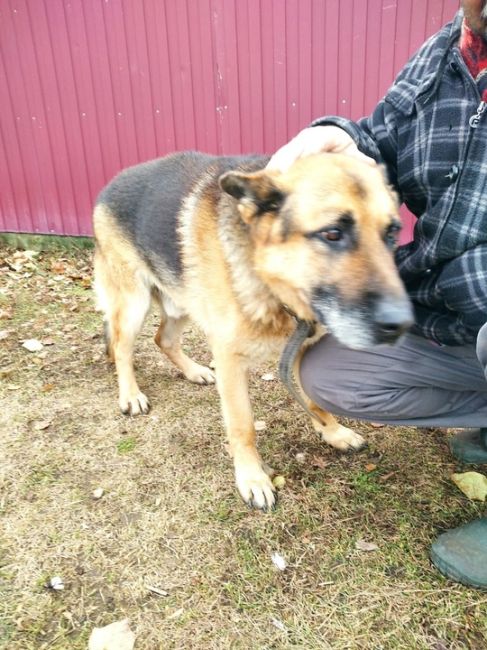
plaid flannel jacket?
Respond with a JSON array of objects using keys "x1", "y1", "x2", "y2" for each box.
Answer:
[{"x1": 313, "y1": 11, "x2": 487, "y2": 346}]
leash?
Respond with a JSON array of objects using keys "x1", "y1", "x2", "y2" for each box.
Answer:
[{"x1": 278, "y1": 314, "x2": 317, "y2": 420}]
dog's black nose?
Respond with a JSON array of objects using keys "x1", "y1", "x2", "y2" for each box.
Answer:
[{"x1": 373, "y1": 297, "x2": 413, "y2": 341}]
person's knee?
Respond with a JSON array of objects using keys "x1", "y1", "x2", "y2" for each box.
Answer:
[
  {"x1": 439, "y1": 251, "x2": 487, "y2": 334},
  {"x1": 299, "y1": 336, "x2": 360, "y2": 415}
]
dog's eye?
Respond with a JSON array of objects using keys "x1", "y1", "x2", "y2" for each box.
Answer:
[
  {"x1": 385, "y1": 223, "x2": 401, "y2": 248},
  {"x1": 312, "y1": 228, "x2": 344, "y2": 244},
  {"x1": 308, "y1": 217, "x2": 356, "y2": 249},
  {"x1": 323, "y1": 228, "x2": 343, "y2": 242},
  {"x1": 264, "y1": 201, "x2": 281, "y2": 212}
]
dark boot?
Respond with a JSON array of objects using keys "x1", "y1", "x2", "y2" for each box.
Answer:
[
  {"x1": 430, "y1": 518, "x2": 487, "y2": 589},
  {"x1": 449, "y1": 428, "x2": 487, "y2": 464}
]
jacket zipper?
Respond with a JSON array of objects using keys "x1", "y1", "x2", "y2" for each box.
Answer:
[
  {"x1": 452, "y1": 49, "x2": 486, "y2": 129},
  {"x1": 433, "y1": 54, "x2": 486, "y2": 252},
  {"x1": 469, "y1": 100, "x2": 487, "y2": 128}
]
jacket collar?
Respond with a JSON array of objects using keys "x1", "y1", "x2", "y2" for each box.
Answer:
[
  {"x1": 449, "y1": 10, "x2": 464, "y2": 46},
  {"x1": 419, "y1": 10, "x2": 465, "y2": 105}
]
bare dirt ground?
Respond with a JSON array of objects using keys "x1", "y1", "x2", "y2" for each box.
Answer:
[{"x1": 1, "y1": 245, "x2": 486, "y2": 650}]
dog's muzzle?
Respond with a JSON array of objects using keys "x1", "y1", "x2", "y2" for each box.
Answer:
[
  {"x1": 311, "y1": 288, "x2": 413, "y2": 348},
  {"x1": 372, "y1": 296, "x2": 414, "y2": 343}
]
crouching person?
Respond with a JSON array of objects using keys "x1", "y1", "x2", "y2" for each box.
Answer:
[{"x1": 270, "y1": 0, "x2": 487, "y2": 588}]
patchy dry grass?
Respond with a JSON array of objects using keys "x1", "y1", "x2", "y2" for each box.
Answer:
[{"x1": 0, "y1": 245, "x2": 486, "y2": 649}]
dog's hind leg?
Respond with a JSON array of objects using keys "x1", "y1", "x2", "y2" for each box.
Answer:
[
  {"x1": 111, "y1": 291, "x2": 152, "y2": 415},
  {"x1": 154, "y1": 311, "x2": 215, "y2": 385},
  {"x1": 94, "y1": 249, "x2": 151, "y2": 415}
]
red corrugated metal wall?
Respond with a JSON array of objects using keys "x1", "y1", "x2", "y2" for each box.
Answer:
[{"x1": 0, "y1": 0, "x2": 460, "y2": 237}]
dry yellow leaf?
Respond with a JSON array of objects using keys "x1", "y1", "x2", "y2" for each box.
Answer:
[
  {"x1": 451, "y1": 472, "x2": 487, "y2": 502},
  {"x1": 272, "y1": 475, "x2": 286, "y2": 489}
]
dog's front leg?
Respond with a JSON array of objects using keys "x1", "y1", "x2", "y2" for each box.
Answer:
[
  {"x1": 292, "y1": 349, "x2": 366, "y2": 451},
  {"x1": 307, "y1": 403, "x2": 367, "y2": 451},
  {"x1": 212, "y1": 347, "x2": 276, "y2": 511}
]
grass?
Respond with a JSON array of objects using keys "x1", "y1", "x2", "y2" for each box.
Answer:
[
  {"x1": 0, "y1": 233, "x2": 94, "y2": 251},
  {"x1": 0, "y1": 244, "x2": 486, "y2": 649},
  {"x1": 117, "y1": 437, "x2": 137, "y2": 454}
]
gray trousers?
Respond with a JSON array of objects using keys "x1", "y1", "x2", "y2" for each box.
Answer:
[{"x1": 299, "y1": 323, "x2": 487, "y2": 427}]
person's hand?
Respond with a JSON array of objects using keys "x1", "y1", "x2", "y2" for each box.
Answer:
[{"x1": 267, "y1": 125, "x2": 376, "y2": 173}]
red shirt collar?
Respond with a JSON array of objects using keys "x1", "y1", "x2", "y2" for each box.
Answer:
[{"x1": 459, "y1": 20, "x2": 487, "y2": 100}]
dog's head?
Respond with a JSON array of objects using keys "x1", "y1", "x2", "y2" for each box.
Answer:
[{"x1": 219, "y1": 153, "x2": 413, "y2": 349}]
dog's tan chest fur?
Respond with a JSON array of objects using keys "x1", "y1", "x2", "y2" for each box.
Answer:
[{"x1": 177, "y1": 180, "x2": 296, "y2": 356}]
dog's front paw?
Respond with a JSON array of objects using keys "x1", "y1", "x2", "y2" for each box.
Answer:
[
  {"x1": 315, "y1": 421, "x2": 366, "y2": 452},
  {"x1": 185, "y1": 364, "x2": 216, "y2": 385},
  {"x1": 235, "y1": 461, "x2": 276, "y2": 511},
  {"x1": 119, "y1": 391, "x2": 151, "y2": 416}
]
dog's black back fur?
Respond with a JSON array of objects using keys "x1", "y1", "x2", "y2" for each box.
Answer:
[{"x1": 96, "y1": 152, "x2": 267, "y2": 277}]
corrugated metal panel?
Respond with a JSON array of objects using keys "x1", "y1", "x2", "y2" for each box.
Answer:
[{"x1": 0, "y1": 0, "x2": 460, "y2": 236}]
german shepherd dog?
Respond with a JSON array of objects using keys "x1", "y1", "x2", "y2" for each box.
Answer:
[{"x1": 93, "y1": 152, "x2": 412, "y2": 511}]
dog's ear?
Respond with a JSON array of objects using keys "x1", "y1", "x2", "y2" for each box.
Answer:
[{"x1": 219, "y1": 171, "x2": 285, "y2": 222}]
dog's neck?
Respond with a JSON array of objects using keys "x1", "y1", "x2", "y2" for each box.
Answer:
[{"x1": 217, "y1": 198, "x2": 292, "y2": 331}]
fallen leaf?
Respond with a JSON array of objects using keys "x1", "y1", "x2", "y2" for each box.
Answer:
[
  {"x1": 310, "y1": 455, "x2": 328, "y2": 470},
  {"x1": 20, "y1": 250, "x2": 38, "y2": 260},
  {"x1": 22, "y1": 339, "x2": 44, "y2": 352},
  {"x1": 52, "y1": 261, "x2": 68, "y2": 274},
  {"x1": 272, "y1": 475, "x2": 286, "y2": 489},
  {"x1": 378, "y1": 471, "x2": 396, "y2": 483},
  {"x1": 88, "y1": 619, "x2": 135, "y2": 650},
  {"x1": 92, "y1": 487, "x2": 104, "y2": 500},
  {"x1": 32, "y1": 420, "x2": 51, "y2": 431},
  {"x1": 41, "y1": 383, "x2": 55, "y2": 393},
  {"x1": 451, "y1": 472, "x2": 487, "y2": 502},
  {"x1": 365, "y1": 463, "x2": 377, "y2": 472},
  {"x1": 355, "y1": 539, "x2": 378, "y2": 552},
  {"x1": 261, "y1": 372, "x2": 275, "y2": 381},
  {"x1": 45, "y1": 576, "x2": 64, "y2": 591},
  {"x1": 271, "y1": 552, "x2": 287, "y2": 571}
]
